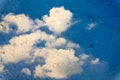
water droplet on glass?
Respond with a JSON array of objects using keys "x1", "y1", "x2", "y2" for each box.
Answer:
[
  {"x1": 88, "y1": 15, "x2": 94, "y2": 22},
  {"x1": 89, "y1": 44, "x2": 94, "y2": 49}
]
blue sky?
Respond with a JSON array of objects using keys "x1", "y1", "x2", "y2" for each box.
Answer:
[{"x1": 0, "y1": 0, "x2": 120, "y2": 80}]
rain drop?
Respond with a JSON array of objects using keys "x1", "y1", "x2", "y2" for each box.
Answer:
[
  {"x1": 89, "y1": 44, "x2": 94, "y2": 49},
  {"x1": 88, "y1": 15, "x2": 94, "y2": 22}
]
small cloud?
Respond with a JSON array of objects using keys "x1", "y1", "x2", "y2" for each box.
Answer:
[
  {"x1": 85, "y1": 22, "x2": 96, "y2": 30},
  {"x1": 21, "y1": 68, "x2": 31, "y2": 76},
  {"x1": 45, "y1": 37, "x2": 67, "y2": 48},
  {"x1": 79, "y1": 54, "x2": 89, "y2": 60},
  {"x1": 66, "y1": 42, "x2": 80, "y2": 49},
  {"x1": 42, "y1": 6, "x2": 73, "y2": 34},
  {"x1": 2, "y1": 13, "x2": 34, "y2": 33},
  {"x1": 91, "y1": 58, "x2": 100, "y2": 64},
  {"x1": 0, "y1": 13, "x2": 44, "y2": 33},
  {"x1": 45, "y1": 37, "x2": 79, "y2": 48}
]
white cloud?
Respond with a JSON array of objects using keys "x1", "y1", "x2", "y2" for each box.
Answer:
[
  {"x1": 34, "y1": 49, "x2": 83, "y2": 78},
  {"x1": 0, "y1": 29, "x2": 79, "y2": 64},
  {"x1": 0, "y1": 6, "x2": 76, "y2": 34},
  {"x1": 86, "y1": 22, "x2": 96, "y2": 30},
  {"x1": 45, "y1": 37, "x2": 66, "y2": 48},
  {"x1": 0, "y1": 31, "x2": 42, "y2": 63},
  {"x1": 21, "y1": 68, "x2": 31, "y2": 75},
  {"x1": 2, "y1": 13, "x2": 34, "y2": 32},
  {"x1": 0, "y1": 13, "x2": 44, "y2": 33},
  {"x1": 91, "y1": 58, "x2": 100, "y2": 64},
  {"x1": 0, "y1": 6, "x2": 107, "y2": 79},
  {"x1": 43, "y1": 6, "x2": 73, "y2": 34},
  {"x1": 45, "y1": 37, "x2": 79, "y2": 48},
  {"x1": 79, "y1": 54, "x2": 89, "y2": 60},
  {"x1": 66, "y1": 42, "x2": 80, "y2": 48}
]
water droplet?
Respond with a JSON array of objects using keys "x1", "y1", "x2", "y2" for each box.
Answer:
[
  {"x1": 89, "y1": 44, "x2": 94, "y2": 49},
  {"x1": 88, "y1": 15, "x2": 94, "y2": 22}
]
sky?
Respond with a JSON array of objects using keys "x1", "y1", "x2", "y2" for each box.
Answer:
[{"x1": 0, "y1": 0, "x2": 120, "y2": 80}]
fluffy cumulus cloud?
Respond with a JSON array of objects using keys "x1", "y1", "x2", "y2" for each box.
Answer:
[
  {"x1": 34, "y1": 49, "x2": 82, "y2": 78},
  {"x1": 43, "y1": 6, "x2": 73, "y2": 34},
  {"x1": 0, "y1": 6, "x2": 107, "y2": 79},
  {"x1": 0, "y1": 31, "x2": 42, "y2": 63},
  {"x1": 0, "y1": 13, "x2": 44, "y2": 33}
]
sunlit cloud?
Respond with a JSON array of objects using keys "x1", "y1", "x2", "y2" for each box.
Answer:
[
  {"x1": 0, "y1": 31, "x2": 42, "y2": 63},
  {"x1": 0, "y1": 13, "x2": 44, "y2": 33},
  {"x1": 91, "y1": 58, "x2": 100, "y2": 64},
  {"x1": 0, "y1": 6, "x2": 108, "y2": 79},
  {"x1": 34, "y1": 49, "x2": 82, "y2": 78},
  {"x1": 43, "y1": 6, "x2": 73, "y2": 34}
]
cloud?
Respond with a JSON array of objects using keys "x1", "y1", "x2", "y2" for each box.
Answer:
[
  {"x1": 34, "y1": 65, "x2": 47, "y2": 78},
  {"x1": 45, "y1": 37, "x2": 79, "y2": 48},
  {"x1": 0, "y1": 31, "x2": 42, "y2": 63},
  {"x1": 21, "y1": 68, "x2": 31, "y2": 76},
  {"x1": 85, "y1": 22, "x2": 96, "y2": 30},
  {"x1": 91, "y1": 58, "x2": 100, "y2": 64},
  {"x1": 43, "y1": 6, "x2": 73, "y2": 34},
  {"x1": 0, "y1": 13, "x2": 44, "y2": 33},
  {"x1": 0, "y1": 6, "x2": 96, "y2": 35},
  {"x1": 0, "y1": 6, "x2": 108, "y2": 79},
  {"x1": 79, "y1": 54, "x2": 89, "y2": 60},
  {"x1": 34, "y1": 49, "x2": 83, "y2": 79},
  {"x1": 0, "y1": 29, "x2": 78, "y2": 64},
  {"x1": 1, "y1": 13, "x2": 34, "y2": 33}
]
